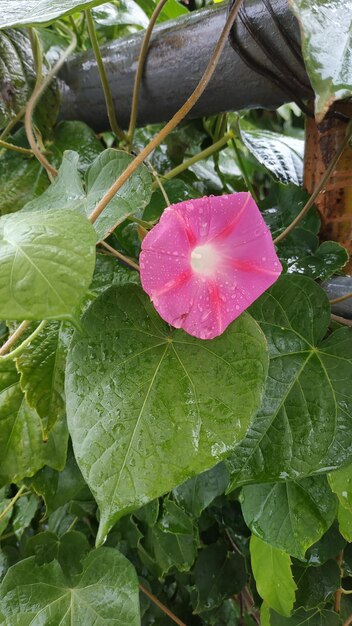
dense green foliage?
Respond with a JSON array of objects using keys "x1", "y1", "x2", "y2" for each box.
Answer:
[{"x1": 0, "y1": 0, "x2": 351, "y2": 624}]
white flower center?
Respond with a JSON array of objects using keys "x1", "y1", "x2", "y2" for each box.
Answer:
[{"x1": 191, "y1": 244, "x2": 219, "y2": 276}]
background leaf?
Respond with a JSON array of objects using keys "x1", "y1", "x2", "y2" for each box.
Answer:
[
  {"x1": 240, "y1": 126, "x2": 304, "y2": 185},
  {"x1": 66, "y1": 284, "x2": 268, "y2": 544},
  {"x1": 241, "y1": 476, "x2": 337, "y2": 559},
  {"x1": 16, "y1": 321, "x2": 70, "y2": 434},
  {"x1": 0, "y1": 361, "x2": 68, "y2": 485}
]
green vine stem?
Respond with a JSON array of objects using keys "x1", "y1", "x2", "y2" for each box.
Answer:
[
  {"x1": 0, "y1": 320, "x2": 47, "y2": 362},
  {"x1": 274, "y1": 121, "x2": 352, "y2": 245},
  {"x1": 85, "y1": 10, "x2": 126, "y2": 142},
  {"x1": 89, "y1": 0, "x2": 244, "y2": 227},
  {"x1": 0, "y1": 486, "x2": 28, "y2": 523},
  {"x1": 231, "y1": 137, "x2": 259, "y2": 203},
  {"x1": 127, "y1": 0, "x2": 169, "y2": 147},
  {"x1": 0, "y1": 138, "x2": 33, "y2": 155},
  {"x1": 330, "y1": 292, "x2": 352, "y2": 305},
  {"x1": 139, "y1": 583, "x2": 186, "y2": 626},
  {"x1": 0, "y1": 106, "x2": 27, "y2": 142},
  {"x1": 100, "y1": 241, "x2": 140, "y2": 271},
  {"x1": 152, "y1": 130, "x2": 234, "y2": 190},
  {"x1": 25, "y1": 26, "x2": 77, "y2": 179},
  {"x1": 0, "y1": 320, "x2": 31, "y2": 357}
]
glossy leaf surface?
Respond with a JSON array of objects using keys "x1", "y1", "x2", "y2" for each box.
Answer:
[
  {"x1": 0, "y1": 0, "x2": 109, "y2": 28},
  {"x1": 241, "y1": 477, "x2": 337, "y2": 559},
  {"x1": 0, "y1": 548, "x2": 140, "y2": 624},
  {"x1": 0, "y1": 209, "x2": 96, "y2": 321},
  {"x1": 66, "y1": 284, "x2": 268, "y2": 544},
  {"x1": 23, "y1": 149, "x2": 152, "y2": 242},
  {"x1": 289, "y1": 0, "x2": 352, "y2": 121},
  {"x1": 0, "y1": 361, "x2": 68, "y2": 485},
  {"x1": 227, "y1": 275, "x2": 352, "y2": 487}
]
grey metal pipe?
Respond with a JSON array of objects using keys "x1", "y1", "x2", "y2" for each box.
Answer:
[
  {"x1": 322, "y1": 278, "x2": 352, "y2": 319},
  {"x1": 59, "y1": 0, "x2": 311, "y2": 131}
]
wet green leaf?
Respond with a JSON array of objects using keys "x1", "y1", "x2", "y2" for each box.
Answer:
[
  {"x1": 293, "y1": 560, "x2": 340, "y2": 610},
  {"x1": 0, "y1": 209, "x2": 96, "y2": 321},
  {"x1": 250, "y1": 535, "x2": 296, "y2": 616},
  {"x1": 270, "y1": 607, "x2": 342, "y2": 625},
  {"x1": 304, "y1": 524, "x2": 346, "y2": 566},
  {"x1": 227, "y1": 276, "x2": 352, "y2": 487},
  {"x1": 338, "y1": 504, "x2": 352, "y2": 542},
  {"x1": 0, "y1": 29, "x2": 36, "y2": 128},
  {"x1": 193, "y1": 543, "x2": 246, "y2": 613},
  {"x1": 0, "y1": 360, "x2": 68, "y2": 485},
  {"x1": 16, "y1": 321, "x2": 69, "y2": 434},
  {"x1": 23, "y1": 149, "x2": 153, "y2": 242},
  {"x1": 288, "y1": 0, "x2": 352, "y2": 121},
  {"x1": 260, "y1": 183, "x2": 320, "y2": 237},
  {"x1": 12, "y1": 494, "x2": 38, "y2": 538},
  {"x1": 240, "y1": 126, "x2": 304, "y2": 185},
  {"x1": 28, "y1": 445, "x2": 94, "y2": 517},
  {"x1": 139, "y1": 500, "x2": 198, "y2": 577},
  {"x1": 173, "y1": 463, "x2": 229, "y2": 519},
  {"x1": 329, "y1": 463, "x2": 352, "y2": 510},
  {"x1": 241, "y1": 476, "x2": 337, "y2": 559},
  {"x1": 66, "y1": 284, "x2": 268, "y2": 544},
  {"x1": 0, "y1": 548, "x2": 140, "y2": 624},
  {"x1": 24, "y1": 530, "x2": 90, "y2": 581},
  {"x1": 0, "y1": 0, "x2": 110, "y2": 28}
]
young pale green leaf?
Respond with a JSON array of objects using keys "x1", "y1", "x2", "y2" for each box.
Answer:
[
  {"x1": 241, "y1": 477, "x2": 337, "y2": 560},
  {"x1": 250, "y1": 535, "x2": 296, "y2": 617},
  {"x1": 329, "y1": 464, "x2": 352, "y2": 510},
  {"x1": 12, "y1": 494, "x2": 38, "y2": 538},
  {"x1": 193, "y1": 543, "x2": 246, "y2": 613},
  {"x1": 0, "y1": 548, "x2": 140, "y2": 624},
  {"x1": 66, "y1": 284, "x2": 268, "y2": 545},
  {"x1": 23, "y1": 149, "x2": 152, "y2": 242},
  {"x1": 0, "y1": 0, "x2": 109, "y2": 28},
  {"x1": 270, "y1": 607, "x2": 342, "y2": 625},
  {"x1": 0, "y1": 209, "x2": 96, "y2": 321},
  {"x1": 16, "y1": 321, "x2": 69, "y2": 435},
  {"x1": 240, "y1": 126, "x2": 304, "y2": 185},
  {"x1": 173, "y1": 463, "x2": 229, "y2": 519},
  {"x1": 226, "y1": 275, "x2": 352, "y2": 488},
  {"x1": 293, "y1": 560, "x2": 340, "y2": 610},
  {"x1": 288, "y1": 0, "x2": 352, "y2": 122},
  {"x1": 0, "y1": 361, "x2": 68, "y2": 485}
]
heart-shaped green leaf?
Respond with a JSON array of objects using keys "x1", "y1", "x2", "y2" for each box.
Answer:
[
  {"x1": 0, "y1": 548, "x2": 140, "y2": 624},
  {"x1": 0, "y1": 209, "x2": 96, "y2": 321},
  {"x1": 227, "y1": 275, "x2": 352, "y2": 488},
  {"x1": 241, "y1": 476, "x2": 337, "y2": 559},
  {"x1": 66, "y1": 284, "x2": 268, "y2": 544},
  {"x1": 22, "y1": 149, "x2": 153, "y2": 242}
]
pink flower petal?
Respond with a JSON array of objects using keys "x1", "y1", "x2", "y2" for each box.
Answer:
[{"x1": 140, "y1": 193, "x2": 282, "y2": 340}]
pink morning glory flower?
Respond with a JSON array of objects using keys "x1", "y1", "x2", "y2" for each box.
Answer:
[{"x1": 140, "y1": 192, "x2": 282, "y2": 339}]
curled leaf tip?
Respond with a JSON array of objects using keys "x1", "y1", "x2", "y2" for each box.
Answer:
[{"x1": 140, "y1": 192, "x2": 282, "y2": 339}]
